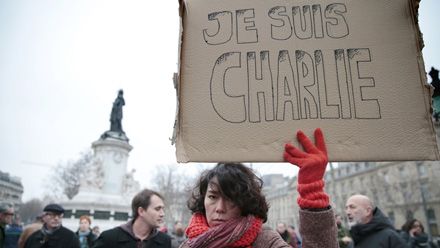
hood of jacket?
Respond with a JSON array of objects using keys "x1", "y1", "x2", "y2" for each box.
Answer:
[
  {"x1": 119, "y1": 220, "x2": 159, "y2": 242},
  {"x1": 350, "y1": 207, "x2": 395, "y2": 244}
]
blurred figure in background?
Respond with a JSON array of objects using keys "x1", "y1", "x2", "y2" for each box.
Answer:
[
  {"x1": 5, "y1": 215, "x2": 22, "y2": 248},
  {"x1": 170, "y1": 221, "x2": 185, "y2": 248},
  {"x1": 287, "y1": 225, "x2": 301, "y2": 248},
  {"x1": 0, "y1": 204, "x2": 14, "y2": 247},
  {"x1": 345, "y1": 194, "x2": 407, "y2": 248},
  {"x1": 401, "y1": 219, "x2": 435, "y2": 248},
  {"x1": 276, "y1": 222, "x2": 298, "y2": 247},
  {"x1": 75, "y1": 215, "x2": 97, "y2": 248},
  {"x1": 91, "y1": 226, "x2": 100, "y2": 237},
  {"x1": 335, "y1": 213, "x2": 352, "y2": 248},
  {"x1": 94, "y1": 189, "x2": 171, "y2": 247},
  {"x1": 18, "y1": 213, "x2": 44, "y2": 248}
]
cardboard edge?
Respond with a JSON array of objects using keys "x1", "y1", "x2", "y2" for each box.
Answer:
[
  {"x1": 174, "y1": 0, "x2": 189, "y2": 163},
  {"x1": 409, "y1": 0, "x2": 440, "y2": 160}
]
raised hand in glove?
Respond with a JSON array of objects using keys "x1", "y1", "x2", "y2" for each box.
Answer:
[{"x1": 284, "y1": 128, "x2": 330, "y2": 209}]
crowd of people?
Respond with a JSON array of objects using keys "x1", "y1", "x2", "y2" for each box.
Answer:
[{"x1": 0, "y1": 129, "x2": 439, "y2": 247}]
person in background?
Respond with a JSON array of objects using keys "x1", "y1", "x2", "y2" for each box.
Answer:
[
  {"x1": 287, "y1": 225, "x2": 302, "y2": 248},
  {"x1": 0, "y1": 204, "x2": 15, "y2": 247},
  {"x1": 75, "y1": 215, "x2": 97, "y2": 248},
  {"x1": 170, "y1": 221, "x2": 185, "y2": 248},
  {"x1": 401, "y1": 219, "x2": 434, "y2": 248},
  {"x1": 24, "y1": 203, "x2": 80, "y2": 248},
  {"x1": 179, "y1": 128, "x2": 338, "y2": 247},
  {"x1": 91, "y1": 226, "x2": 100, "y2": 237},
  {"x1": 345, "y1": 194, "x2": 407, "y2": 248},
  {"x1": 93, "y1": 189, "x2": 171, "y2": 248},
  {"x1": 335, "y1": 213, "x2": 352, "y2": 248},
  {"x1": 18, "y1": 214, "x2": 44, "y2": 248},
  {"x1": 5, "y1": 215, "x2": 22, "y2": 248},
  {"x1": 276, "y1": 222, "x2": 298, "y2": 247}
]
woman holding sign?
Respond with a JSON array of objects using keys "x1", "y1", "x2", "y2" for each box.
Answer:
[{"x1": 180, "y1": 128, "x2": 338, "y2": 248}]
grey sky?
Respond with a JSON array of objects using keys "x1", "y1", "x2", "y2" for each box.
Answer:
[{"x1": 0, "y1": 0, "x2": 439, "y2": 201}]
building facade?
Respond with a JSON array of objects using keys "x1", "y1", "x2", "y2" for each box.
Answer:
[{"x1": 0, "y1": 171, "x2": 23, "y2": 208}]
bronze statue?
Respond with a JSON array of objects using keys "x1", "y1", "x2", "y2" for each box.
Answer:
[
  {"x1": 101, "y1": 89, "x2": 129, "y2": 141},
  {"x1": 110, "y1": 89, "x2": 125, "y2": 133}
]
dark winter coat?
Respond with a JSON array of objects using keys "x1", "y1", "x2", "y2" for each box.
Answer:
[
  {"x1": 75, "y1": 229, "x2": 97, "y2": 248},
  {"x1": 24, "y1": 226, "x2": 80, "y2": 248},
  {"x1": 93, "y1": 220, "x2": 171, "y2": 248},
  {"x1": 400, "y1": 232, "x2": 431, "y2": 248},
  {"x1": 350, "y1": 207, "x2": 408, "y2": 248},
  {"x1": 5, "y1": 224, "x2": 23, "y2": 248}
]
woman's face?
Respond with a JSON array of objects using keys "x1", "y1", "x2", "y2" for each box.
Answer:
[
  {"x1": 204, "y1": 177, "x2": 241, "y2": 227},
  {"x1": 411, "y1": 221, "x2": 422, "y2": 235},
  {"x1": 79, "y1": 219, "x2": 90, "y2": 232}
]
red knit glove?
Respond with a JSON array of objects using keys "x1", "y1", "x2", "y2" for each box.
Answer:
[{"x1": 284, "y1": 128, "x2": 329, "y2": 209}]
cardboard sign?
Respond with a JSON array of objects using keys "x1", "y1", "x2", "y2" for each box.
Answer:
[{"x1": 174, "y1": 0, "x2": 439, "y2": 162}]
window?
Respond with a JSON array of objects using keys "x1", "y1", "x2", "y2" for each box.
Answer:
[
  {"x1": 75, "y1": 210, "x2": 90, "y2": 218},
  {"x1": 421, "y1": 182, "x2": 431, "y2": 199},
  {"x1": 63, "y1": 210, "x2": 72, "y2": 218},
  {"x1": 398, "y1": 166, "x2": 407, "y2": 178},
  {"x1": 428, "y1": 209, "x2": 438, "y2": 236},
  {"x1": 382, "y1": 170, "x2": 390, "y2": 184},
  {"x1": 417, "y1": 164, "x2": 428, "y2": 178},
  {"x1": 114, "y1": 212, "x2": 129, "y2": 221},
  {"x1": 94, "y1": 211, "x2": 111, "y2": 220}
]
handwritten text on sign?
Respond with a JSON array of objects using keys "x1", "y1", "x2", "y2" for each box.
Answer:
[{"x1": 203, "y1": 3, "x2": 382, "y2": 123}]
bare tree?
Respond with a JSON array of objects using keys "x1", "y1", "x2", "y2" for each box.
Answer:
[
  {"x1": 150, "y1": 164, "x2": 195, "y2": 227},
  {"x1": 46, "y1": 150, "x2": 93, "y2": 200},
  {"x1": 19, "y1": 198, "x2": 44, "y2": 224}
]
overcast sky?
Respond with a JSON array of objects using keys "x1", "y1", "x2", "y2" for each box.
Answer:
[{"x1": 1, "y1": 0, "x2": 439, "y2": 201}]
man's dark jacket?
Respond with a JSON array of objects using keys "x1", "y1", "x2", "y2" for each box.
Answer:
[
  {"x1": 350, "y1": 207, "x2": 408, "y2": 248},
  {"x1": 93, "y1": 220, "x2": 171, "y2": 248},
  {"x1": 24, "y1": 225, "x2": 80, "y2": 248}
]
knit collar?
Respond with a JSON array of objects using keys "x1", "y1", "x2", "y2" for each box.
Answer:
[{"x1": 186, "y1": 213, "x2": 263, "y2": 248}]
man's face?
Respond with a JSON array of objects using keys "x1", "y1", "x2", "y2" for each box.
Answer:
[
  {"x1": 0, "y1": 208, "x2": 14, "y2": 225},
  {"x1": 204, "y1": 178, "x2": 241, "y2": 227},
  {"x1": 276, "y1": 223, "x2": 287, "y2": 234},
  {"x1": 43, "y1": 212, "x2": 63, "y2": 230},
  {"x1": 138, "y1": 195, "x2": 165, "y2": 229},
  {"x1": 345, "y1": 197, "x2": 370, "y2": 227}
]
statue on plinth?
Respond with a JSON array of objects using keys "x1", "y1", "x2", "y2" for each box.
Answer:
[
  {"x1": 110, "y1": 89, "x2": 125, "y2": 133},
  {"x1": 430, "y1": 67, "x2": 440, "y2": 122},
  {"x1": 101, "y1": 89, "x2": 129, "y2": 141}
]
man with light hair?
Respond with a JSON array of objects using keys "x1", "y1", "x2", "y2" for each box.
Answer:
[{"x1": 345, "y1": 194, "x2": 408, "y2": 248}]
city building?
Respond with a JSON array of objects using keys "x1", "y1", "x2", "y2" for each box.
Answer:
[{"x1": 0, "y1": 171, "x2": 24, "y2": 208}]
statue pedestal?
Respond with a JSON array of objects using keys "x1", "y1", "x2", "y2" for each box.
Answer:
[{"x1": 62, "y1": 135, "x2": 139, "y2": 231}]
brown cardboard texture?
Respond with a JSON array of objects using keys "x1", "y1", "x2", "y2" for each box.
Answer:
[{"x1": 175, "y1": 0, "x2": 439, "y2": 162}]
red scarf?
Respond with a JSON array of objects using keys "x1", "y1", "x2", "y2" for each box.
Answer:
[{"x1": 185, "y1": 213, "x2": 263, "y2": 248}]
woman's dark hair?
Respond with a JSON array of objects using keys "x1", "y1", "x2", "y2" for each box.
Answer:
[
  {"x1": 401, "y1": 219, "x2": 425, "y2": 233},
  {"x1": 187, "y1": 163, "x2": 269, "y2": 222}
]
